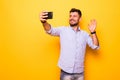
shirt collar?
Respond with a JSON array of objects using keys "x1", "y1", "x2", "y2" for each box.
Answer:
[{"x1": 69, "y1": 26, "x2": 81, "y2": 32}]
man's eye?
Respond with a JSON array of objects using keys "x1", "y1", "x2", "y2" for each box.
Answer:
[{"x1": 73, "y1": 15, "x2": 77, "y2": 17}]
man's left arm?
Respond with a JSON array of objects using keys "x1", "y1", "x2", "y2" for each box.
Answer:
[
  {"x1": 88, "y1": 19, "x2": 99, "y2": 48},
  {"x1": 90, "y1": 33, "x2": 99, "y2": 46}
]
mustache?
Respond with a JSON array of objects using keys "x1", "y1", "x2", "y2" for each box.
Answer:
[{"x1": 70, "y1": 19, "x2": 75, "y2": 21}]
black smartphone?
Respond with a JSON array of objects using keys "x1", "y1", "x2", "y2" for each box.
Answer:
[{"x1": 44, "y1": 12, "x2": 53, "y2": 19}]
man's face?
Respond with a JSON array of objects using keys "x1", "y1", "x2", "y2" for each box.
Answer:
[{"x1": 69, "y1": 12, "x2": 81, "y2": 27}]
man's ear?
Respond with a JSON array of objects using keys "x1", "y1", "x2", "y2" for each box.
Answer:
[{"x1": 79, "y1": 17, "x2": 82, "y2": 22}]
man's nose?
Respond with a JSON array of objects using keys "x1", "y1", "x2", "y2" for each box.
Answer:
[{"x1": 70, "y1": 16, "x2": 74, "y2": 20}]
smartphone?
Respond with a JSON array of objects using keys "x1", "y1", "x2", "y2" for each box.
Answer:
[{"x1": 44, "y1": 12, "x2": 53, "y2": 19}]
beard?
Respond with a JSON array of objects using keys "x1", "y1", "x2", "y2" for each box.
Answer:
[
  {"x1": 69, "y1": 19, "x2": 79, "y2": 27},
  {"x1": 70, "y1": 22, "x2": 79, "y2": 27}
]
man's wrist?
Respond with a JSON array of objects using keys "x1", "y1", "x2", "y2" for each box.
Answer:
[
  {"x1": 91, "y1": 31, "x2": 96, "y2": 34},
  {"x1": 41, "y1": 21, "x2": 47, "y2": 23}
]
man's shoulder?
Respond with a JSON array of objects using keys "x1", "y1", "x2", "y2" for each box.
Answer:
[
  {"x1": 80, "y1": 30, "x2": 90, "y2": 35},
  {"x1": 81, "y1": 30, "x2": 87, "y2": 33}
]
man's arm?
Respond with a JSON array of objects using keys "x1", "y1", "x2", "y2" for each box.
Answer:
[
  {"x1": 91, "y1": 33, "x2": 99, "y2": 46},
  {"x1": 39, "y1": 11, "x2": 51, "y2": 31},
  {"x1": 88, "y1": 19, "x2": 99, "y2": 46},
  {"x1": 39, "y1": 11, "x2": 61, "y2": 36}
]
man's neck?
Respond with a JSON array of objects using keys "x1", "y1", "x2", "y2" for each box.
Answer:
[{"x1": 71, "y1": 26, "x2": 79, "y2": 31}]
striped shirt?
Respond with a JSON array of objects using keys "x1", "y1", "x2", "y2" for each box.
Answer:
[{"x1": 46, "y1": 26, "x2": 99, "y2": 73}]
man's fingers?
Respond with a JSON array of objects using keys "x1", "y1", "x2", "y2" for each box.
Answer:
[
  {"x1": 40, "y1": 13, "x2": 47, "y2": 17},
  {"x1": 90, "y1": 19, "x2": 97, "y2": 25},
  {"x1": 41, "y1": 11, "x2": 48, "y2": 16},
  {"x1": 39, "y1": 11, "x2": 49, "y2": 22},
  {"x1": 40, "y1": 15, "x2": 48, "y2": 19},
  {"x1": 92, "y1": 19, "x2": 96, "y2": 24}
]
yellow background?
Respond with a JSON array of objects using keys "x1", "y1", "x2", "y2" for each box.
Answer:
[{"x1": 0, "y1": 0, "x2": 120, "y2": 80}]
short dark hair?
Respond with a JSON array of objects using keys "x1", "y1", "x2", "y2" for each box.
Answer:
[{"x1": 70, "y1": 8, "x2": 82, "y2": 17}]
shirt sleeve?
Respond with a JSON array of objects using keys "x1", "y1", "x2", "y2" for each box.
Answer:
[
  {"x1": 46, "y1": 26, "x2": 63, "y2": 36},
  {"x1": 86, "y1": 33, "x2": 100, "y2": 50}
]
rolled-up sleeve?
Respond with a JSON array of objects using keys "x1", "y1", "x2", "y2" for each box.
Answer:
[
  {"x1": 86, "y1": 34, "x2": 100, "y2": 50},
  {"x1": 46, "y1": 26, "x2": 63, "y2": 36}
]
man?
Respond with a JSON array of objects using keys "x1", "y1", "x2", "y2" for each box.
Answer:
[{"x1": 40, "y1": 8, "x2": 99, "y2": 80}]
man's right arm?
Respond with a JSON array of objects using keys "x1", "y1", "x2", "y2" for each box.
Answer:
[
  {"x1": 39, "y1": 11, "x2": 51, "y2": 31},
  {"x1": 39, "y1": 11, "x2": 62, "y2": 36}
]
